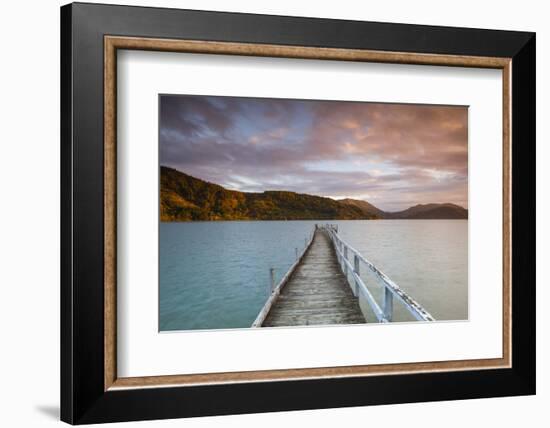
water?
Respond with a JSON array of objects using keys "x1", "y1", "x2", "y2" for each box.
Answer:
[{"x1": 159, "y1": 220, "x2": 468, "y2": 331}]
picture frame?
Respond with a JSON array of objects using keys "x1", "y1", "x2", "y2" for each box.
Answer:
[{"x1": 60, "y1": 2, "x2": 535, "y2": 424}]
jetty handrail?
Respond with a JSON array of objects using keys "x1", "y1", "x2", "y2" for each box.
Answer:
[
  {"x1": 251, "y1": 229, "x2": 315, "y2": 327},
  {"x1": 320, "y1": 224, "x2": 435, "y2": 322}
]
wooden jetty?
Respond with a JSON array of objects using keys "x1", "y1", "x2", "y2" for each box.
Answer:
[
  {"x1": 261, "y1": 227, "x2": 365, "y2": 327},
  {"x1": 252, "y1": 224, "x2": 434, "y2": 327}
]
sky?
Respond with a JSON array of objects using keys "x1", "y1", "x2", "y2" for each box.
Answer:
[{"x1": 160, "y1": 94, "x2": 468, "y2": 212}]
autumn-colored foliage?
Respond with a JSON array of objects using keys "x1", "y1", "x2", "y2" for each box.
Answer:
[
  {"x1": 160, "y1": 166, "x2": 468, "y2": 222},
  {"x1": 160, "y1": 166, "x2": 377, "y2": 222}
]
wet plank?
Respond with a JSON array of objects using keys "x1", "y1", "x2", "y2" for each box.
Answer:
[{"x1": 262, "y1": 229, "x2": 366, "y2": 327}]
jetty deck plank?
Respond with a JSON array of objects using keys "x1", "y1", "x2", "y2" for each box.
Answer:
[{"x1": 262, "y1": 229, "x2": 366, "y2": 327}]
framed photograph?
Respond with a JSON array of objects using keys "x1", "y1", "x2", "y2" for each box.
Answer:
[{"x1": 61, "y1": 2, "x2": 535, "y2": 424}]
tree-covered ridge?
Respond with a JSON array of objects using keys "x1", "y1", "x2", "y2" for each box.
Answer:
[
  {"x1": 160, "y1": 166, "x2": 376, "y2": 221},
  {"x1": 160, "y1": 166, "x2": 468, "y2": 221}
]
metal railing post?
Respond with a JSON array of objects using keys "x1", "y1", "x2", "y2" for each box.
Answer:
[
  {"x1": 383, "y1": 288, "x2": 393, "y2": 321},
  {"x1": 353, "y1": 255, "x2": 360, "y2": 297},
  {"x1": 343, "y1": 246, "x2": 348, "y2": 278},
  {"x1": 269, "y1": 268, "x2": 275, "y2": 294}
]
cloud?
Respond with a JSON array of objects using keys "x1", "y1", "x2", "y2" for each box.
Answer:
[{"x1": 160, "y1": 95, "x2": 468, "y2": 211}]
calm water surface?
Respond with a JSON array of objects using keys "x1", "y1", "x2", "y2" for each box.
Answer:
[{"x1": 159, "y1": 220, "x2": 467, "y2": 331}]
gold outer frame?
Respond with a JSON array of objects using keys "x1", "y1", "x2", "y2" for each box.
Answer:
[{"x1": 104, "y1": 36, "x2": 512, "y2": 391}]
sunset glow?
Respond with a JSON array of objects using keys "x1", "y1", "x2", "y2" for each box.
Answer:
[{"x1": 160, "y1": 95, "x2": 468, "y2": 211}]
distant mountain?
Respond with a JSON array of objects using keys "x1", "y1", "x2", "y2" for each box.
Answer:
[
  {"x1": 160, "y1": 167, "x2": 376, "y2": 221},
  {"x1": 339, "y1": 199, "x2": 468, "y2": 220},
  {"x1": 388, "y1": 203, "x2": 468, "y2": 219},
  {"x1": 161, "y1": 166, "x2": 468, "y2": 221},
  {"x1": 339, "y1": 198, "x2": 387, "y2": 218}
]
